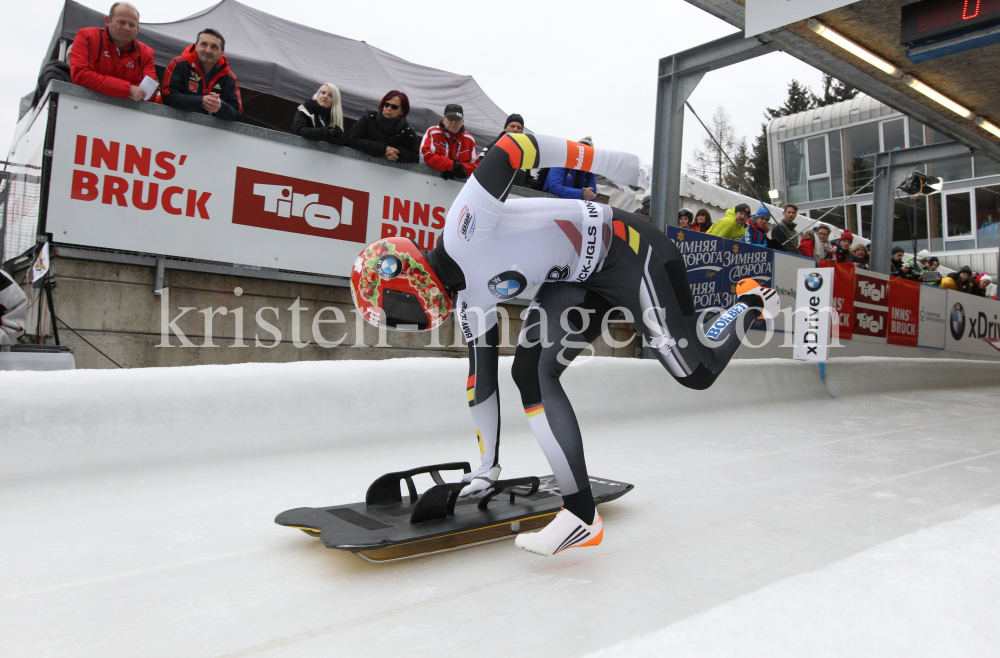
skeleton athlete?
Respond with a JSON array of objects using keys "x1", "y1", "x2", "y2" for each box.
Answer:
[{"x1": 351, "y1": 133, "x2": 778, "y2": 557}]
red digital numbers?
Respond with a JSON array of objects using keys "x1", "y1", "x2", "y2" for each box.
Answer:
[{"x1": 963, "y1": 0, "x2": 981, "y2": 20}]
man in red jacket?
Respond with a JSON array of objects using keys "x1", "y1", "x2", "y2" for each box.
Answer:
[
  {"x1": 420, "y1": 104, "x2": 479, "y2": 180},
  {"x1": 69, "y1": 3, "x2": 156, "y2": 102}
]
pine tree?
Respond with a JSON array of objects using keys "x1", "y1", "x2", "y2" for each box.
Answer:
[
  {"x1": 766, "y1": 80, "x2": 817, "y2": 120},
  {"x1": 816, "y1": 73, "x2": 859, "y2": 107},
  {"x1": 722, "y1": 139, "x2": 754, "y2": 196},
  {"x1": 746, "y1": 124, "x2": 771, "y2": 196},
  {"x1": 686, "y1": 106, "x2": 738, "y2": 187}
]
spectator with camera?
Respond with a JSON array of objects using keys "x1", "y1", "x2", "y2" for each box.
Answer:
[
  {"x1": 69, "y1": 3, "x2": 157, "y2": 102},
  {"x1": 799, "y1": 225, "x2": 836, "y2": 263},
  {"x1": 420, "y1": 104, "x2": 479, "y2": 180},
  {"x1": 346, "y1": 90, "x2": 419, "y2": 164},
  {"x1": 162, "y1": 28, "x2": 242, "y2": 120},
  {"x1": 291, "y1": 83, "x2": 346, "y2": 146}
]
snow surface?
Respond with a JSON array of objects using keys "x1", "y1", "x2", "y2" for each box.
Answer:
[{"x1": 1, "y1": 357, "x2": 999, "y2": 657}]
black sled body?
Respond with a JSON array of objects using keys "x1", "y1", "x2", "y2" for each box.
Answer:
[{"x1": 275, "y1": 462, "x2": 633, "y2": 562}]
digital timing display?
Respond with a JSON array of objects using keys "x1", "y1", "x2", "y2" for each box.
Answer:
[{"x1": 901, "y1": 0, "x2": 1000, "y2": 44}]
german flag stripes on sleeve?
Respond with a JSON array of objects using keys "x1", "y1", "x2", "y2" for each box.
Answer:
[{"x1": 496, "y1": 134, "x2": 641, "y2": 188}]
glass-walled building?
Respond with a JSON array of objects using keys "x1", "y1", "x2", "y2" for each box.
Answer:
[{"x1": 767, "y1": 94, "x2": 1000, "y2": 271}]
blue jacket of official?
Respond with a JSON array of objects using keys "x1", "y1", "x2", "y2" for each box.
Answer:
[{"x1": 543, "y1": 167, "x2": 598, "y2": 200}]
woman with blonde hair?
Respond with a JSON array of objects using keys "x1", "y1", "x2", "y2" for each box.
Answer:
[{"x1": 291, "y1": 83, "x2": 346, "y2": 145}]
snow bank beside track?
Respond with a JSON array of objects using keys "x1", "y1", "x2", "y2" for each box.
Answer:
[{"x1": 2, "y1": 357, "x2": 998, "y2": 480}]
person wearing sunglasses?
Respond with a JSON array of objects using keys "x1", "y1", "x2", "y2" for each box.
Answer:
[{"x1": 345, "y1": 90, "x2": 419, "y2": 163}]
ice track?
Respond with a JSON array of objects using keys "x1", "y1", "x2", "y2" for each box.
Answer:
[{"x1": 2, "y1": 357, "x2": 999, "y2": 658}]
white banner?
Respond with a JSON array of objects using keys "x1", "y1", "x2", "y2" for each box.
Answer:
[
  {"x1": 917, "y1": 285, "x2": 948, "y2": 350},
  {"x1": 47, "y1": 96, "x2": 469, "y2": 278},
  {"x1": 793, "y1": 267, "x2": 833, "y2": 361},
  {"x1": 943, "y1": 291, "x2": 1000, "y2": 357},
  {"x1": 745, "y1": 0, "x2": 860, "y2": 37}
]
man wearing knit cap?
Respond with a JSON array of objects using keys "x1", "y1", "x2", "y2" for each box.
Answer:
[
  {"x1": 890, "y1": 245, "x2": 906, "y2": 277},
  {"x1": 834, "y1": 230, "x2": 854, "y2": 262}
]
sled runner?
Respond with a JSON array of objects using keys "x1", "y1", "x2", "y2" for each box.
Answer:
[{"x1": 275, "y1": 462, "x2": 633, "y2": 562}]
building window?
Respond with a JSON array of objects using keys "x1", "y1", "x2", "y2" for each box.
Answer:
[
  {"x1": 928, "y1": 156, "x2": 973, "y2": 183},
  {"x1": 842, "y1": 122, "x2": 880, "y2": 194},
  {"x1": 830, "y1": 131, "x2": 845, "y2": 198},
  {"x1": 882, "y1": 118, "x2": 906, "y2": 151},
  {"x1": 806, "y1": 135, "x2": 832, "y2": 202},
  {"x1": 945, "y1": 191, "x2": 973, "y2": 239},
  {"x1": 809, "y1": 206, "x2": 846, "y2": 230},
  {"x1": 975, "y1": 185, "x2": 1000, "y2": 249},
  {"x1": 908, "y1": 119, "x2": 924, "y2": 147},
  {"x1": 974, "y1": 154, "x2": 1000, "y2": 178},
  {"x1": 783, "y1": 139, "x2": 807, "y2": 204}
]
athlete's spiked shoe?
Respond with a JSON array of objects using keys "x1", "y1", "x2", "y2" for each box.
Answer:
[
  {"x1": 736, "y1": 278, "x2": 780, "y2": 318},
  {"x1": 459, "y1": 465, "x2": 501, "y2": 497},
  {"x1": 515, "y1": 508, "x2": 603, "y2": 556}
]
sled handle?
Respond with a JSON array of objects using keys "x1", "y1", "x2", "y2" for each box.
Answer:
[
  {"x1": 366, "y1": 462, "x2": 471, "y2": 507},
  {"x1": 477, "y1": 477, "x2": 541, "y2": 510}
]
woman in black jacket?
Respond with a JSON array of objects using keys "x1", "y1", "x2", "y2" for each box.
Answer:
[
  {"x1": 291, "y1": 83, "x2": 346, "y2": 146},
  {"x1": 345, "y1": 90, "x2": 419, "y2": 164}
]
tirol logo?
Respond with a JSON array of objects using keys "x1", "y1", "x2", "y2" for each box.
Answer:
[
  {"x1": 488, "y1": 270, "x2": 527, "y2": 299},
  {"x1": 546, "y1": 265, "x2": 569, "y2": 281},
  {"x1": 950, "y1": 302, "x2": 966, "y2": 341},
  {"x1": 232, "y1": 167, "x2": 369, "y2": 242},
  {"x1": 458, "y1": 205, "x2": 476, "y2": 241},
  {"x1": 804, "y1": 271, "x2": 823, "y2": 292},
  {"x1": 376, "y1": 254, "x2": 402, "y2": 279}
]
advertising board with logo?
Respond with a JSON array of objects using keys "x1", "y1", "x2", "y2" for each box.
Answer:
[
  {"x1": 46, "y1": 96, "x2": 466, "y2": 277},
  {"x1": 830, "y1": 263, "x2": 855, "y2": 341},
  {"x1": 793, "y1": 267, "x2": 833, "y2": 361},
  {"x1": 667, "y1": 227, "x2": 774, "y2": 328},
  {"x1": 851, "y1": 270, "x2": 890, "y2": 342},
  {"x1": 886, "y1": 277, "x2": 920, "y2": 348},
  {"x1": 917, "y1": 285, "x2": 947, "y2": 350},
  {"x1": 943, "y1": 291, "x2": 1000, "y2": 357}
]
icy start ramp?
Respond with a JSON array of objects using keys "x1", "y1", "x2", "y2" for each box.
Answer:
[{"x1": 1, "y1": 357, "x2": 999, "y2": 658}]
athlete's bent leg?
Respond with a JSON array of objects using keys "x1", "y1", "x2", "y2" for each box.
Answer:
[{"x1": 513, "y1": 284, "x2": 610, "y2": 523}]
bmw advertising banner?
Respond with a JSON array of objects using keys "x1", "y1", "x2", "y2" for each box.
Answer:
[
  {"x1": 944, "y1": 291, "x2": 1000, "y2": 357},
  {"x1": 793, "y1": 268, "x2": 833, "y2": 361},
  {"x1": 667, "y1": 227, "x2": 774, "y2": 327}
]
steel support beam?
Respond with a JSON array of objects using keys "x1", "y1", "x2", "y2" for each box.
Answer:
[
  {"x1": 870, "y1": 141, "x2": 971, "y2": 273},
  {"x1": 652, "y1": 32, "x2": 778, "y2": 231},
  {"x1": 682, "y1": 0, "x2": 1000, "y2": 164}
]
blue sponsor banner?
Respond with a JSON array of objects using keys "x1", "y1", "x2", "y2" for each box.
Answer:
[{"x1": 666, "y1": 227, "x2": 775, "y2": 324}]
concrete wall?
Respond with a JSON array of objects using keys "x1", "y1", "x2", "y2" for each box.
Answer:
[{"x1": 45, "y1": 254, "x2": 640, "y2": 369}]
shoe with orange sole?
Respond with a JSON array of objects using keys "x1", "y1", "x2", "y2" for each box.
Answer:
[{"x1": 515, "y1": 508, "x2": 603, "y2": 557}]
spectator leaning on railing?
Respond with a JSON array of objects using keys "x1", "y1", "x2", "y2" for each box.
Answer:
[
  {"x1": 693, "y1": 208, "x2": 712, "y2": 233},
  {"x1": 420, "y1": 104, "x2": 479, "y2": 181},
  {"x1": 69, "y1": 2, "x2": 156, "y2": 102},
  {"x1": 955, "y1": 265, "x2": 977, "y2": 294},
  {"x1": 543, "y1": 137, "x2": 598, "y2": 200},
  {"x1": 800, "y1": 225, "x2": 836, "y2": 263},
  {"x1": 162, "y1": 29, "x2": 242, "y2": 121},
  {"x1": 291, "y1": 83, "x2": 346, "y2": 146},
  {"x1": 767, "y1": 204, "x2": 799, "y2": 253},
  {"x1": 741, "y1": 207, "x2": 771, "y2": 247},
  {"x1": 707, "y1": 203, "x2": 750, "y2": 240},
  {"x1": 834, "y1": 230, "x2": 854, "y2": 262},
  {"x1": 346, "y1": 90, "x2": 419, "y2": 164},
  {"x1": 849, "y1": 243, "x2": 869, "y2": 269},
  {"x1": 0, "y1": 270, "x2": 28, "y2": 349}
]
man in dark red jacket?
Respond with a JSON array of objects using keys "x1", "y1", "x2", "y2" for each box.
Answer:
[
  {"x1": 69, "y1": 3, "x2": 156, "y2": 101},
  {"x1": 161, "y1": 29, "x2": 243, "y2": 121},
  {"x1": 420, "y1": 104, "x2": 479, "y2": 180}
]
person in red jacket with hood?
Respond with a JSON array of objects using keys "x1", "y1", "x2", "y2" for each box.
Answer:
[
  {"x1": 69, "y1": 3, "x2": 157, "y2": 102},
  {"x1": 161, "y1": 29, "x2": 242, "y2": 121}
]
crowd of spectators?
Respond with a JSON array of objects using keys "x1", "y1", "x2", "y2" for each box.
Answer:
[{"x1": 63, "y1": 3, "x2": 1000, "y2": 303}]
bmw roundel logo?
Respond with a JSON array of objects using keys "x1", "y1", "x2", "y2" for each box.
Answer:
[
  {"x1": 804, "y1": 272, "x2": 823, "y2": 292},
  {"x1": 950, "y1": 302, "x2": 966, "y2": 341},
  {"x1": 488, "y1": 270, "x2": 528, "y2": 300},
  {"x1": 376, "y1": 254, "x2": 402, "y2": 279}
]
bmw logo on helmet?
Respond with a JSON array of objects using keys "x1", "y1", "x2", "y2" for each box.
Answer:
[
  {"x1": 950, "y1": 302, "x2": 966, "y2": 341},
  {"x1": 376, "y1": 254, "x2": 402, "y2": 279},
  {"x1": 804, "y1": 272, "x2": 824, "y2": 292},
  {"x1": 488, "y1": 270, "x2": 528, "y2": 300}
]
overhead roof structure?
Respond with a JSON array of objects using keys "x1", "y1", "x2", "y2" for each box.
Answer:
[
  {"x1": 684, "y1": 0, "x2": 1000, "y2": 162},
  {"x1": 42, "y1": 0, "x2": 509, "y2": 143}
]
